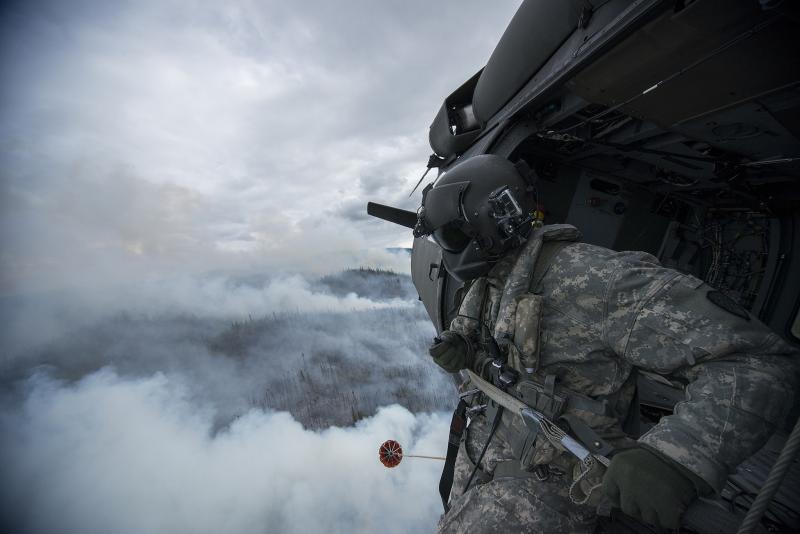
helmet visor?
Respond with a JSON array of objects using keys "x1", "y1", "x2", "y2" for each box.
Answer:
[{"x1": 432, "y1": 222, "x2": 471, "y2": 253}]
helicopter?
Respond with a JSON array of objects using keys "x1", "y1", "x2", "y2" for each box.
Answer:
[{"x1": 368, "y1": 0, "x2": 800, "y2": 532}]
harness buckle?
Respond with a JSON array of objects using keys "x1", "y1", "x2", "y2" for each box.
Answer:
[
  {"x1": 499, "y1": 370, "x2": 518, "y2": 388},
  {"x1": 466, "y1": 404, "x2": 487, "y2": 417}
]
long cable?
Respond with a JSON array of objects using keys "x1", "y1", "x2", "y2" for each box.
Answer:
[
  {"x1": 737, "y1": 416, "x2": 800, "y2": 534},
  {"x1": 462, "y1": 406, "x2": 503, "y2": 494}
]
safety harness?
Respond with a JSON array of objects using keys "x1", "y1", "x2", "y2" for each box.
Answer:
[{"x1": 438, "y1": 225, "x2": 625, "y2": 511}]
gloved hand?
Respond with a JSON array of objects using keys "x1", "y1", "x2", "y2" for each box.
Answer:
[
  {"x1": 428, "y1": 330, "x2": 472, "y2": 372},
  {"x1": 602, "y1": 447, "x2": 701, "y2": 530}
]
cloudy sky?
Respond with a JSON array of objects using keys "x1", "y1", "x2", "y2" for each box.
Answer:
[
  {"x1": 0, "y1": 2, "x2": 525, "y2": 532},
  {"x1": 0, "y1": 0, "x2": 523, "y2": 296}
]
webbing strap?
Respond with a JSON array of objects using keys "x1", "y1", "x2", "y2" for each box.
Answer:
[
  {"x1": 560, "y1": 413, "x2": 615, "y2": 457},
  {"x1": 493, "y1": 459, "x2": 544, "y2": 479},
  {"x1": 439, "y1": 399, "x2": 467, "y2": 512},
  {"x1": 466, "y1": 369, "x2": 529, "y2": 414},
  {"x1": 467, "y1": 370, "x2": 611, "y2": 466},
  {"x1": 529, "y1": 240, "x2": 572, "y2": 292},
  {"x1": 622, "y1": 368, "x2": 641, "y2": 438}
]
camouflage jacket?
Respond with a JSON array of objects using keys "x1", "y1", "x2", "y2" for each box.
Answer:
[{"x1": 449, "y1": 224, "x2": 798, "y2": 492}]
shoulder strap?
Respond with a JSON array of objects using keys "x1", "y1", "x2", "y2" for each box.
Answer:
[
  {"x1": 438, "y1": 399, "x2": 467, "y2": 512},
  {"x1": 529, "y1": 240, "x2": 572, "y2": 293}
]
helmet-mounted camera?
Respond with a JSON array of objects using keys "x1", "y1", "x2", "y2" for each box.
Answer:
[
  {"x1": 487, "y1": 185, "x2": 532, "y2": 248},
  {"x1": 413, "y1": 155, "x2": 537, "y2": 281}
]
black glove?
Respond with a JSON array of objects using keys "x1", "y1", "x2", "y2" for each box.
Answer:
[
  {"x1": 428, "y1": 330, "x2": 472, "y2": 372},
  {"x1": 602, "y1": 447, "x2": 702, "y2": 530}
]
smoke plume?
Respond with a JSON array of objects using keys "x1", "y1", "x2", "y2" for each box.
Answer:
[{"x1": 1, "y1": 370, "x2": 449, "y2": 534}]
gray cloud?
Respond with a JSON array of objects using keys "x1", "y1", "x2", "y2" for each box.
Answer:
[
  {"x1": 358, "y1": 172, "x2": 400, "y2": 197},
  {"x1": 334, "y1": 197, "x2": 374, "y2": 223},
  {"x1": 0, "y1": 0, "x2": 522, "y2": 295}
]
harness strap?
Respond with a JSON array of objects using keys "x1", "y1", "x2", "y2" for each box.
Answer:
[
  {"x1": 560, "y1": 413, "x2": 615, "y2": 457},
  {"x1": 493, "y1": 225, "x2": 579, "y2": 342},
  {"x1": 466, "y1": 370, "x2": 529, "y2": 414},
  {"x1": 622, "y1": 368, "x2": 642, "y2": 438},
  {"x1": 515, "y1": 375, "x2": 616, "y2": 418},
  {"x1": 543, "y1": 374, "x2": 557, "y2": 398},
  {"x1": 466, "y1": 370, "x2": 611, "y2": 467},
  {"x1": 438, "y1": 399, "x2": 467, "y2": 512},
  {"x1": 492, "y1": 459, "x2": 549, "y2": 480},
  {"x1": 529, "y1": 240, "x2": 572, "y2": 292},
  {"x1": 462, "y1": 405, "x2": 504, "y2": 495}
]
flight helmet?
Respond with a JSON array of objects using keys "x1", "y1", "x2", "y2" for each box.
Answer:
[{"x1": 414, "y1": 154, "x2": 537, "y2": 281}]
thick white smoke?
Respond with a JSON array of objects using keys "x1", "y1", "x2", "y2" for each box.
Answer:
[
  {"x1": 1, "y1": 370, "x2": 450, "y2": 534},
  {"x1": 2, "y1": 269, "x2": 417, "y2": 358}
]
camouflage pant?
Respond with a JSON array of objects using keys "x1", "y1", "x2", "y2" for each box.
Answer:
[
  {"x1": 437, "y1": 413, "x2": 598, "y2": 534},
  {"x1": 437, "y1": 477, "x2": 597, "y2": 534}
]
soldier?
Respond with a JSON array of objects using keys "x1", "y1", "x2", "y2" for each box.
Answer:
[{"x1": 414, "y1": 154, "x2": 799, "y2": 533}]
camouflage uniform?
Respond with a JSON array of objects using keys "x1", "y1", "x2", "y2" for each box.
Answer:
[{"x1": 437, "y1": 225, "x2": 798, "y2": 534}]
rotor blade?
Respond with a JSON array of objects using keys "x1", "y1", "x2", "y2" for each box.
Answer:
[{"x1": 366, "y1": 202, "x2": 417, "y2": 229}]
